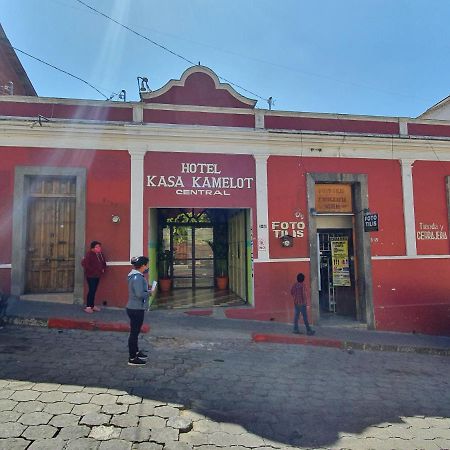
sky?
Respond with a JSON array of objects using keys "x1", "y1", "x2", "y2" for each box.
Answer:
[{"x1": 1, "y1": 0, "x2": 449, "y2": 118}]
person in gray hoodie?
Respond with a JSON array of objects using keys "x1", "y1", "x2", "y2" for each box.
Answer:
[{"x1": 126, "y1": 256, "x2": 154, "y2": 366}]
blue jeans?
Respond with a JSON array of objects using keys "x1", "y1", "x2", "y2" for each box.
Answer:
[{"x1": 294, "y1": 304, "x2": 310, "y2": 331}]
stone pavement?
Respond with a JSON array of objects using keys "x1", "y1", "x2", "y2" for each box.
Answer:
[
  {"x1": 3, "y1": 298, "x2": 450, "y2": 356},
  {"x1": 0, "y1": 307, "x2": 449, "y2": 449}
]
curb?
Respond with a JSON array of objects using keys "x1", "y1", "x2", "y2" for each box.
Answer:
[
  {"x1": 251, "y1": 333, "x2": 450, "y2": 356},
  {"x1": 1, "y1": 316, "x2": 150, "y2": 333}
]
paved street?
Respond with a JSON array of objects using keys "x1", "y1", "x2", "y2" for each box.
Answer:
[{"x1": 0, "y1": 317, "x2": 449, "y2": 450}]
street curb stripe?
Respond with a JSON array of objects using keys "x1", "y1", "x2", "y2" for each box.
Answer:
[
  {"x1": 252, "y1": 333, "x2": 342, "y2": 348},
  {"x1": 251, "y1": 333, "x2": 450, "y2": 356},
  {"x1": 47, "y1": 318, "x2": 150, "y2": 333}
]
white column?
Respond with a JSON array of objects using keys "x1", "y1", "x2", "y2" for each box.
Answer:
[
  {"x1": 129, "y1": 148, "x2": 146, "y2": 259},
  {"x1": 401, "y1": 159, "x2": 417, "y2": 256},
  {"x1": 254, "y1": 154, "x2": 270, "y2": 261}
]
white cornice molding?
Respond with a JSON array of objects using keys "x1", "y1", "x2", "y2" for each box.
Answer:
[
  {"x1": 1, "y1": 118, "x2": 450, "y2": 161},
  {"x1": 0, "y1": 94, "x2": 133, "y2": 108}
]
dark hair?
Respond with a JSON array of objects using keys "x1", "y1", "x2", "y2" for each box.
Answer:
[
  {"x1": 130, "y1": 256, "x2": 149, "y2": 268},
  {"x1": 90, "y1": 241, "x2": 101, "y2": 249},
  {"x1": 297, "y1": 273, "x2": 305, "y2": 283}
]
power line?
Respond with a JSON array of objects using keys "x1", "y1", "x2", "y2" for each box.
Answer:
[
  {"x1": 10, "y1": 43, "x2": 109, "y2": 99},
  {"x1": 74, "y1": 0, "x2": 268, "y2": 103}
]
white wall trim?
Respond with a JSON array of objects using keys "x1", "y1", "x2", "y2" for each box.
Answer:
[
  {"x1": 254, "y1": 258, "x2": 310, "y2": 263},
  {"x1": 106, "y1": 261, "x2": 132, "y2": 266},
  {"x1": 372, "y1": 254, "x2": 450, "y2": 260},
  {"x1": 129, "y1": 148, "x2": 146, "y2": 259},
  {"x1": 254, "y1": 155, "x2": 270, "y2": 261},
  {"x1": 400, "y1": 159, "x2": 417, "y2": 256}
]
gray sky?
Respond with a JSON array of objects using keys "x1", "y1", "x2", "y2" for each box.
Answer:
[{"x1": 2, "y1": 0, "x2": 449, "y2": 117}]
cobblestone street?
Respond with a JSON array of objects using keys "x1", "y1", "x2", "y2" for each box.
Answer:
[{"x1": 0, "y1": 321, "x2": 449, "y2": 450}]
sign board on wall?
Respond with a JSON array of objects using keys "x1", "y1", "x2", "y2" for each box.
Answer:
[
  {"x1": 315, "y1": 184, "x2": 352, "y2": 213},
  {"x1": 364, "y1": 212, "x2": 379, "y2": 232},
  {"x1": 331, "y1": 238, "x2": 351, "y2": 287},
  {"x1": 144, "y1": 153, "x2": 256, "y2": 207}
]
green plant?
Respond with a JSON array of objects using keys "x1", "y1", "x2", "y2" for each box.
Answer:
[
  {"x1": 157, "y1": 250, "x2": 172, "y2": 279},
  {"x1": 206, "y1": 240, "x2": 228, "y2": 277}
]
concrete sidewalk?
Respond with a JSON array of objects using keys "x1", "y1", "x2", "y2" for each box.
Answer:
[{"x1": 2, "y1": 297, "x2": 450, "y2": 356}]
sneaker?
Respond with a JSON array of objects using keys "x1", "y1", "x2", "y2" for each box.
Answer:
[
  {"x1": 307, "y1": 329, "x2": 316, "y2": 336},
  {"x1": 84, "y1": 307, "x2": 94, "y2": 314},
  {"x1": 128, "y1": 357, "x2": 146, "y2": 366},
  {"x1": 92, "y1": 306, "x2": 101, "y2": 312},
  {"x1": 136, "y1": 351, "x2": 148, "y2": 359}
]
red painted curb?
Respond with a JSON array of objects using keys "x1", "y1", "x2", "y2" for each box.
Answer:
[
  {"x1": 48, "y1": 318, "x2": 150, "y2": 333},
  {"x1": 184, "y1": 310, "x2": 213, "y2": 316},
  {"x1": 252, "y1": 332, "x2": 343, "y2": 349}
]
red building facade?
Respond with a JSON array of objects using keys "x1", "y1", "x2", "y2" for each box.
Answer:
[{"x1": 1, "y1": 63, "x2": 449, "y2": 336}]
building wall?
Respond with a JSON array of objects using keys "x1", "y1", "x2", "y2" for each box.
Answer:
[
  {"x1": 0, "y1": 65, "x2": 450, "y2": 335},
  {"x1": 0, "y1": 146, "x2": 131, "y2": 306}
]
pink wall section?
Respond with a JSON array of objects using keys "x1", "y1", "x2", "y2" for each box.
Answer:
[
  {"x1": 265, "y1": 115, "x2": 399, "y2": 135},
  {"x1": 0, "y1": 147, "x2": 131, "y2": 303},
  {"x1": 0, "y1": 102, "x2": 132, "y2": 122},
  {"x1": 373, "y1": 259, "x2": 450, "y2": 336},
  {"x1": 226, "y1": 261, "x2": 312, "y2": 324},
  {"x1": 413, "y1": 160, "x2": 450, "y2": 255},
  {"x1": 266, "y1": 156, "x2": 406, "y2": 259}
]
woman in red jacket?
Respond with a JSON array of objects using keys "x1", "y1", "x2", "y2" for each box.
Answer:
[{"x1": 81, "y1": 241, "x2": 107, "y2": 313}]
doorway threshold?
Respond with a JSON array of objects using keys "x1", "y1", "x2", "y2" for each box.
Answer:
[
  {"x1": 154, "y1": 288, "x2": 246, "y2": 310},
  {"x1": 20, "y1": 293, "x2": 74, "y2": 304},
  {"x1": 319, "y1": 311, "x2": 366, "y2": 329}
]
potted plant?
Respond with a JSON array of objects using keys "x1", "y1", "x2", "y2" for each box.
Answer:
[
  {"x1": 157, "y1": 249, "x2": 173, "y2": 292},
  {"x1": 207, "y1": 239, "x2": 229, "y2": 290}
]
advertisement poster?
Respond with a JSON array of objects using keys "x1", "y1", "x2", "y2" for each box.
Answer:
[{"x1": 331, "y1": 238, "x2": 351, "y2": 287}]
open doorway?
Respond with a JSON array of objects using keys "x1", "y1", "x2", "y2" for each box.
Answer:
[
  {"x1": 307, "y1": 173, "x2": 374, "y2": 328},
  {"x1": 318, "y1": 228, "x2": 356, "y2": 318},
  {"x1": 149, "y1": 208, "x2": 253, "y2": 309}
]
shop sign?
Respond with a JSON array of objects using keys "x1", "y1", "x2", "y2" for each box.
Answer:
[
  {"x1": 146, "y1": 162, "x2": 254, "y2": 197},
  {"x1": 315, "y1": 184, "x2": 352, "y2": 213},
  {"x1": 364, "y1": 212, "x2": 379, "y2": 232},
  {"x1": 271, "y1": 220, "x2": 306, "y2": 239},
  {"x1": 331, "y1": 238, "x2": 351, "y2": 287},
  {"x1": 417, "y1": 222, "x2": 448, "y2": 240}
]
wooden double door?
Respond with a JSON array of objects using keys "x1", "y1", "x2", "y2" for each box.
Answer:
[{"x1": 25, "y1": 176, "x2": 76, "y2": 293}]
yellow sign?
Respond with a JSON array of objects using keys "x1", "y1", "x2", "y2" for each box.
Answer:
[
  {"x1": 315, "y1": 184, "x2": 352, "y2": 213},
  {"x1": 331, "y1": 238, "x2": 351, "y2": 287}
]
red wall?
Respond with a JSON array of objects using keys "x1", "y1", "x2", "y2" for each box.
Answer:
[
  {"x1": 226, "y1": 261, "x2": 311, "y2": 323},
  {"x1": 0, "y1": 147, "x2": 130, "y2": 304},
  {"x1": 413, "y1": 160, "x2": 450, "y2": 255},
  {"x1": 373, "y1": 259, "x2": 450, "y2": 335},
  {"x1": 266, "y1": 156, "x2": 405, "y2": 258},
  {"x1": 265, "y1": 115, "x2": 399, "y2": 135},
  {"x1": 143, "y1": 109, "x2": 254, "y2": 127},
  {"x1": 0, "y1": 102, "x2": 132, "y2": 122}
]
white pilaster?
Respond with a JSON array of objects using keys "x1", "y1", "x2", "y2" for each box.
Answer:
[
  {"x1": 254, "y1": 154, "x2": 270, "y2": 261},
  {"x1": 401, "y1": 159, "x2": 417, "y2": 256},
  {"x1": 129, "y1": 148, "x2": 146, "y2": 259},
  {"x1": 132, "y1": 103, "x2": 144, "y2": 123},
  {"x1": 255, "y1": 110, "x2": 265, "y2": 129}
]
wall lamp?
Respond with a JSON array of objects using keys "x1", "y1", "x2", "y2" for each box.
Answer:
[{"x1": 280, "y1": 234, "x2": 294, "y2": 248}]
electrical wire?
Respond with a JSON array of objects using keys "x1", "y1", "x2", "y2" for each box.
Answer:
[
  {"x1": 10, "y1": 44, "x2": 109, "y2": 100},
  {"x1": 74, "y1": 0, "x2": 269, "y2": 103}
]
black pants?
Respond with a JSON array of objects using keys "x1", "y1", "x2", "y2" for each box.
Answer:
[
  {"x1": 127, "y1": 308, "x2": 144, "y2": 359},
  {"x1": 86, "y1": 277, "x2": 100, "y2": 307}
]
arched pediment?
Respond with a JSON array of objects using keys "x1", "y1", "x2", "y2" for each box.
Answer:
[{"x1": 141, "y1": 66, "x2": 256, "y2": 109}]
